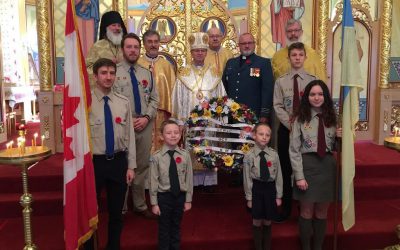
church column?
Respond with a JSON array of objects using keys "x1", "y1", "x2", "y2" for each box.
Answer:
[
  {"x1": 248, "y1": 0, "x2": 260, "y2": 54},
  {"x1": 115, "y1": 0, "x2": 127, "y2": 21},
  {"x1": 37, "y1": 0, "x2": 56, "y2": 152},
  {"x1": 378, "y1": 0, "x2": 392, "y2": 89},
  {"x1": 315, "y1": 0, "x2": 329, "y2": 69}
]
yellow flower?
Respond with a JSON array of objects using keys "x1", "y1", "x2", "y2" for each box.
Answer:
[
  {"x1": 190, "y1": 112, "x2": 198, "y2": 118},
  {"x1": 193, "y1": 146, "x2": 201, "y2": 154},
  {"x1": 216, "y1": 106, "x2": 223, "y2": 114},
  {"x1": 203, "y1": 109, "x2": 211, "y2": 117},
  {"x1": 222, "y1": 155, "x2": 234, "y2": 167},
  {"x1": 241, "y1": 144, "x2": 250, "y2": 153},
  {"x1": 230, "y1": 102, "x2": 240, "y2": 112}
]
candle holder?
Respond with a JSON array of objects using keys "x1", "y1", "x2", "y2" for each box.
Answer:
[
  {"x1": 384, "y1": 136, "x2": 400, "y2": 151},
  {"x1": 0, "y1": 146, "x2": 51, "y2": 250}
]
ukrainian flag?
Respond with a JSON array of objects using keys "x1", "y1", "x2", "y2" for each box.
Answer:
[{"x1": 341, "y1": 0, "x2": 363, "y2": 231}]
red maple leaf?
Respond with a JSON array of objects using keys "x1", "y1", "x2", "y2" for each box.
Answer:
[{"x1": 63, "y1": 85, "x2": 81, "y2": 161}]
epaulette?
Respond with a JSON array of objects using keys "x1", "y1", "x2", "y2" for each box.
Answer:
[
  {"x1": 179, "y1": 66, "x2": 191, "y2": 77},
  {"x1": 278, "y1": 72, "x2": 290, "y2": 80}
]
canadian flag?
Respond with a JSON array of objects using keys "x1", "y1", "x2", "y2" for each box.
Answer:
[{"x1": 63, "y1": 1, "x2": 98, "y2": 249}]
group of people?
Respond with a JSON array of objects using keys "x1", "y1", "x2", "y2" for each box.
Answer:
[{"x1": 83, "y1": 10, "x2": 341, "y2": 250}]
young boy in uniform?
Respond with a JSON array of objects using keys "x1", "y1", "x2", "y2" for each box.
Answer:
[
  {"x1": 149, "y1": 120, "x2": 193, "y2": 250},
  {"x1": 243, "y1": 123, "x2": 283, "y2": 250}
]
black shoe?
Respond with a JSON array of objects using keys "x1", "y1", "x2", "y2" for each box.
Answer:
[{"x1": 273, "y1": 215, "x2": 289, "y2": 223}]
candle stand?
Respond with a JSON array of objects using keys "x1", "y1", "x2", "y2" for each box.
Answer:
[{"x1": 0, "y1": 146, "x2": 51, "y2": 250}]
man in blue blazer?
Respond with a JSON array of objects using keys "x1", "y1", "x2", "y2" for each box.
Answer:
[{"x1": 222, "y1": 33, "x2": 274, "y2": 124}]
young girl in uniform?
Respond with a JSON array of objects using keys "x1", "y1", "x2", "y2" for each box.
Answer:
[
  {"x1": 289, "y1": 80, "x2": 341, "y2": 250},
  {"x1": 243, "y1": 123, "x2": 283, "y2": 250}
]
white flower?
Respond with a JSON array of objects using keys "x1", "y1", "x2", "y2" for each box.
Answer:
[
  {"x1": 223, "y1": 105, "x2": 229, "y2": 114},
  {"x1": 225, "y1": 98, "x2": 233, "y2": 107}
]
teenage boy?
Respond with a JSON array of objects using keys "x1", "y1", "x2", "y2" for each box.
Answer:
[{"x1": 273, "y1": 42, "x2": 316, "y2": 222}]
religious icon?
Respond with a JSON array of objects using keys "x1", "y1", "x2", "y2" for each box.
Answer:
[
  {"x1": 150, "y1": 16, "x2": 176, "y2": 43},
  {"x1": 201, "y1": 17, "x2": 227, "y2": 38}
]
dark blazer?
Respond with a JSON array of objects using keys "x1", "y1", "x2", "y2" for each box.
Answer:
[{"x1": 222, "y1": 53, "x2": 274, "y2": 120}]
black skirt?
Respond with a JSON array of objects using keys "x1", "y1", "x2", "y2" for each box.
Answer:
[
  {"x1": 251, "y1": 179, "x2": 278, "y2": 220},
  {"x1": 293, "y1": 153, "x2": 336, "y2": 203}
]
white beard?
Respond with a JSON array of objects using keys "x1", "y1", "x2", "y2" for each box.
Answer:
[{"x1": 107, "y1": 29, "x2": 123, "y2": 46}]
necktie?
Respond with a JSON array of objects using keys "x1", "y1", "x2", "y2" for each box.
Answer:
[
  {"x1": 317, "y1": 113, "x2": 327, "y2": 157},
  {"x1": 293, "y1": 74, "x2": 300, "y2": 113},
  {"x1": 129, "y1": 66, "x2": 142, "y2": 115},
  {"x1": 259, "y1": 151, "x2": 270, "y2": 181},
  {"x1": 103, "y1": 96, "x2": 114, "y2": 157},
  {"x1": 167, "y1": 150, "x2": 180, "y2": 196}
]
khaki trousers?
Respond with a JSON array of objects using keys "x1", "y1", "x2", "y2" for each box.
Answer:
[{"x1": 123, "y1": 119, "x2": 153, "y2": 212}]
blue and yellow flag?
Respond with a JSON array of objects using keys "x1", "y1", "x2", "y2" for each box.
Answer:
[{"x1": 340, "y1": 0, "x2": 363, "y2": 231}]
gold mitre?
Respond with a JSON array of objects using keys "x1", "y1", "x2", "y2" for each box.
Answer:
[{"x1": 188, "y1": 32, "x2": 209, "y2": 50}]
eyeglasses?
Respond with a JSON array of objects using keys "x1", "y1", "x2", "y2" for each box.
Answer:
[
  {"x1": 239, "y1": 41, "x2": 255, "y2": 46},
  {"x1": 209, "y1": 35, "x2": 222, "y2": 39},
  {"x1": 286, "y1": 29, "x2": 302, "y2": 33}
]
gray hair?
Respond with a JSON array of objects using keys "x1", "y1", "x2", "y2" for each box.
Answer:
[{"x1": 285, "y1": 19, "x2": 303, "y2": 31}]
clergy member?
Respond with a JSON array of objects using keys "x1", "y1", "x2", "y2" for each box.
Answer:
[
  {"x1": 271, "y1": 18, "x2": 326, "y2": 81},
  {"x1": 172, "y1": 32, "x2": 226, "y2": 189},
  {"x1": 204, "y1": 26, "x2": 234, "y2": 76},
  {"x1": 86, "y1": 11, "x2": 127, "y2": 88},
  {"x1": 138, "y1": 30, "x2": 176, "y2": 151}
]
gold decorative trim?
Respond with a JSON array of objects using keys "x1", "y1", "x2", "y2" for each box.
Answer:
[
  {"x1": 332, "y1": 0, "x2": 373, "y2": 28},
  {"x1": 378, "y1": 0, "x2": 393, "y2": 89},
  {"x1": 115, "y1": 0, "x2": 127, "y2": 22},
  {"x1": 392, "y1": 104, "x2": 400, "y2": 129},
  {"x1": 355, "y1": 121, "x2": 368, "y2": 131},
  {"x1": 316, "y1": 0, "x2": 329, "y2": 69},
  {"x1": 185, "y1": 0, "x2": 192, "y2": 65},
  {"x1": 248, "y1": 0, "x2": 260, "y2": 54},
  {"x1": 37, "y1": 0, "x2": 54, "y2": 91}
]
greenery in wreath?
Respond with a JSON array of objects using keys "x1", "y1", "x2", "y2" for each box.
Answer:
[{"x1": 186, "y1": 96, "x2": 258, "y2": 171}]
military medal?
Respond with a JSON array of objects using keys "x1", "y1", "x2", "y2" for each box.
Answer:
[
  {"x1": 254, "y1": 68, "x2": 260, "y2": 77},
  {"x1": 196, "y1": 90, "x2": 204, "y2": 100}
]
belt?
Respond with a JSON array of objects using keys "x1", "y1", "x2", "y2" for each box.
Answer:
[{"x1": 93, "y1": 150, "x2": 126, "y2": 161}]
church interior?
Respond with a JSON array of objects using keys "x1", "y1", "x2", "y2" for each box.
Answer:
[{"x1": 0, "y1": 0, "x2": 399, "y2": 249}]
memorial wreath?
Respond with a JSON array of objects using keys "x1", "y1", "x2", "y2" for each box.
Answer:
[{"x1": 186, "y1": 96, "x2": 258, "y2": 171}]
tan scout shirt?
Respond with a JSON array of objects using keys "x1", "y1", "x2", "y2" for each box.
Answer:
[
  {"x1": 113, "y1": 61, "x2": 159, "y2": 119},
  {"x1": 289, "y1": 109, "x2": 337, "y2": 181},
  {"x1": 149, "y1": 145, "x2": 193, "y2": 205},
  {"x1": 243, "y1": 146, "x2": 283, "y2": 201},
  {"x1": 273, "y1": 70, "x2": 316, "y2": 129},
  {"x1": 89, "y1": 88, "x2": 137, "y2": 169}
]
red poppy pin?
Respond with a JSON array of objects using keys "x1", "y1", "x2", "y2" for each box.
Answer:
[
  {"x1": 300, "y1": 91, "x2": 304, "y2": 97},
  {"x1": 267, "y1": 161, "x2": 272, "y2": 167},
  {"x1": 245, "y1": 59, "x2": 251, "y2": 64},
  {"x1": 115, "y1": 117, "x2": 122, "y2": 124},
  {"x1": 142, "y1": 79, "x2": 149, "y2": 88},
  {"x1": 175, "y1": 157, "x2": 182, "y2": 164}
]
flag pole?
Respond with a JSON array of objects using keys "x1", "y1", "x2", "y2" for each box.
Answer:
[{"x1": 333, "y1": 85, "x2": 344, "y2": 250}]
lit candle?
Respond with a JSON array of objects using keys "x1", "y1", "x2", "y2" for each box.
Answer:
[
  {"x1": 17, "y1": 142, "x2": 21, "y2": 156},
  {"x1": 34, "y1": 133, "x2": 38, "y2": 147},
  {"x1": 41, "y1": 135, "x2": 45, "y2": 147}
]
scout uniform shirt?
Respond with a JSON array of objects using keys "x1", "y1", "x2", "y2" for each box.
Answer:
[
  {"x1": 273, "y1": 70, "x2": 316, "y2": 129},
  {"x1": 113, "y1": 60, "x2": 159, "y2": 119},
  {"x1": 89, "y1": 87, "x2": 137, "y2": 169},
  {"x1": 243, "y1": 145, "x2": 283, "y2": 201},
  {"x1": 289, "y1": 109, "x2": 337, "y2": 181},
  {"x1": 149, "y1": 145, "x2": 193, "y2": 205}
]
